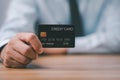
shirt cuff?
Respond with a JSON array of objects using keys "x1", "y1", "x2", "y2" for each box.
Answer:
[{"x1": 0, "y1": 39, "x2": 9, "y2": 50}]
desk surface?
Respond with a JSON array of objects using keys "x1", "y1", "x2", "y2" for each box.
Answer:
[{"x1": 0, "y1": 54, "x2": 120, "y2": 80}]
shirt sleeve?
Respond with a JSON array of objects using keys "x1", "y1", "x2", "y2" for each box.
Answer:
[
  {"x1": 68, "y1": 0, "x2": 120, "y2": 54},
  {"x1": 0, "y1": 0, "x2": 37, "y2": 48}
]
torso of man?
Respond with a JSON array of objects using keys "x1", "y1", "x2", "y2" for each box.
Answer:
[{"x1": 36, "y1": 0, "x2": 106, "y2": 35}]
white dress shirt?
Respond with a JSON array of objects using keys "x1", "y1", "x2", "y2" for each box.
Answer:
[{"x1": 0, "y1": 0, "x2": 120, "y2": 53}]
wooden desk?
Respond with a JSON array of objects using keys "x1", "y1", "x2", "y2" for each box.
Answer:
[{"x1": 0, "y1": 54, "x2": 120, "y2": 80}]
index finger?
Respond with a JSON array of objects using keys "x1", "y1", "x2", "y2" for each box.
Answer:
[{"x1": 17, "y1": 33, "x2": 43, "y2": 54}]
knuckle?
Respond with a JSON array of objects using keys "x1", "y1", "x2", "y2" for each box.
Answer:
[
  {"x1": 8, "y1": 37, "x2": 17, "y2": 46},
  {"x1": 28, "y1": 33, "x2": 36, "y2": 41},
  {"x1": 23, "y1": 46, "x2": 31, "y2": 54}
]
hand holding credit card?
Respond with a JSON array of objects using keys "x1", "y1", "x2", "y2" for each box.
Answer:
[{"x1": 36, "y1": 25, "x2": 75, "y2": 48}]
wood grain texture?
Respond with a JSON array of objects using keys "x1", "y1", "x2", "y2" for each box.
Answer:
[{"x1": 0, "y1": 54, "x2": 120, "y2": 80}]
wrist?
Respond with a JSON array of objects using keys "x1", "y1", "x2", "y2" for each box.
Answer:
[{"x1": 0, "y1": 44, "x2": 7, "y2": 57}]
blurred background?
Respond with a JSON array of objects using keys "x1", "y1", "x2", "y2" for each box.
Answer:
[{"x1": 0, "y1": 0, "x2": 10, "y2": 27}]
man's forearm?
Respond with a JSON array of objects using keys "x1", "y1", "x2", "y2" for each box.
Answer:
[{"x1": 68, "y1": 32, "x2": 120, "y2": 54}]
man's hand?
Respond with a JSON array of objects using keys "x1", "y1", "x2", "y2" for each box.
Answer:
[
  {"x1": 0, "y1": 33, "x2": 43, "y2": 68},
  {"x1": 43, "y1": 48, "x2": 67, "y2": 55}
]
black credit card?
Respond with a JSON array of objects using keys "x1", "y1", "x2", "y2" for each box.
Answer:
[{"x1": 36, "y1": 25, "x2": 75, "y2": 48}]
